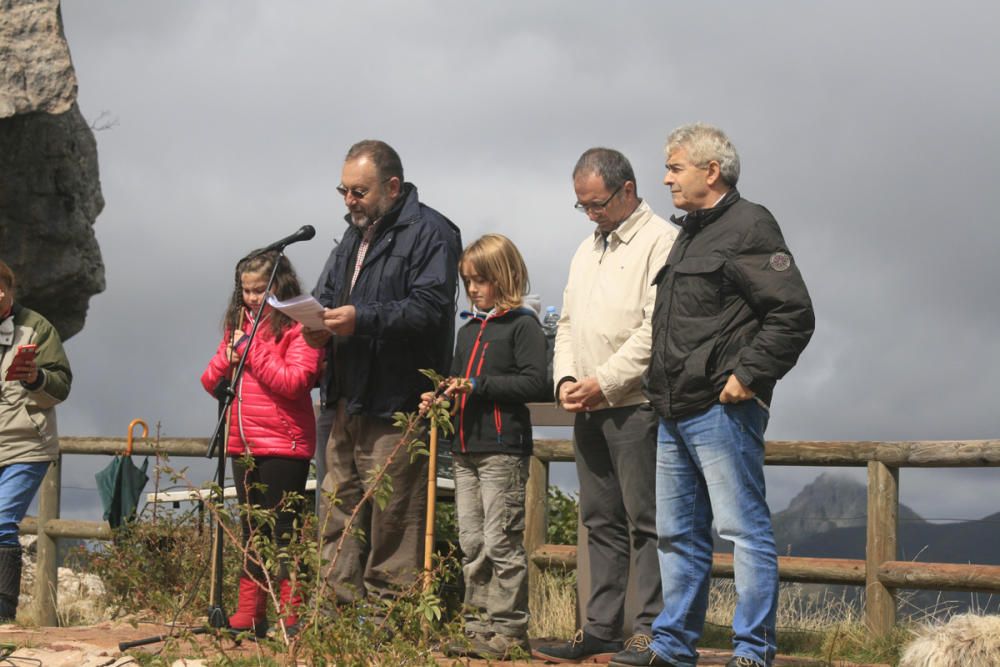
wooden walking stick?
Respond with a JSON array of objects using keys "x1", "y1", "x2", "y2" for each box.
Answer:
[{"x1": 423, "y1": 419, "x2": 438, "y2": 592}]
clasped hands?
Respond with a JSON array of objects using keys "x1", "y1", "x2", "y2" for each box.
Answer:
[
  {"x1": 559, "y1": 374, "x2": 753, "y2": 412},
  {"x1": 558, "y1": 377, "x2": 604, "y2": 412}
]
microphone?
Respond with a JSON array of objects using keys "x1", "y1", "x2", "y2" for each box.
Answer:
[{"x1": 256, "y1": 225, "x2": 316, "y2": 254}]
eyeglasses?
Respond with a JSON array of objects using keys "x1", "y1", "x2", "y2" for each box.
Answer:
[
  {"x1": 574, "y1": 183, "x2": 623, "y2": 213},
  {"x1": 336, "y1": 177, "x2": 393, "y2": 200}
]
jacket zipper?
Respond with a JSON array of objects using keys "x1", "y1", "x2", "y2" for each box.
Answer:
[
  {"x1": 493, "y1": 402, "x2": 502, "y2": 445},
  {"x1": 474, "y1": 343, "x2": 489, "y2": 376},
  {"x1": 235, "y1": 375, "x2": 248, "y2": 453},
  {"x1": 662, "y1": 237, "x2": 693, "y2": 417},
  {"x1": 469, "y1": 343, "x2": 499, "y2": 444},
  {"x1": 458, "y1": 319, "x2": 490, "y2": 453}
]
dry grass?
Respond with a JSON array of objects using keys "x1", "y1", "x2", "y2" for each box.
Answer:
[
  {"x1": 707, "y1": 580, "x2": 864, "y2": 633},
  {"x1": 705, "y1": 580, "x2": 953, "y2": 664},
  {"x1": 529, "y1": 567, "x2": 577, "y2": 639}
]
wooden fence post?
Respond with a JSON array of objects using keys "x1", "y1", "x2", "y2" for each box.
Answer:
[
  {"x1": 33, "y1": 454, "x2": 61, "y2": 626},
  {"x1": 524, "y1": 455, "x2": 549, "y2": 589},
  {"x1": 865, "y1": 460, "x2": 898, "y2": 636}
]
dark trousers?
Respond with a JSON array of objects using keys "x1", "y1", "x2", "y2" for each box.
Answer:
[
  {"x1": 574, "y1": 402, "x2": 662, "y2": 639},
  {"x1": 232, "y1": 456, "x2": 310, "y2": 580}
]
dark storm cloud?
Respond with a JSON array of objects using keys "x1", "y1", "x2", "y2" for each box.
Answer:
[{"x1": 53, "y1": 1, "x2": 1000, "y2": 521}]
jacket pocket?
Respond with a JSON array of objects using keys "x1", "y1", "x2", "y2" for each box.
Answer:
[
  {"x1": 500, "y1": 455, "x2": 528, "y2": 534},
  {"x1": 676, "y1": 338, "x2": 717, "y2": 399},
  {"x1": 493, "y1": 403, "x2": 503, "y2": 445},
  {"x1": 0, "y1": 400, "x2": 45, "y2": 439},
  {"x1": 671, "y1": 255, "x2": 726, "y2": 319},
  {"x1": 367, "y1": 252, "x2": 408, "y2": 301}
]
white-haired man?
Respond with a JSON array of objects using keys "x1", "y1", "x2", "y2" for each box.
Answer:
[{"x1": 610, "y1": 125, "x2": 814, "y2": 667}]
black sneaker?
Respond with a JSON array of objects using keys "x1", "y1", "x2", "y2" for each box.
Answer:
[
  {"x1": 726, "y1": 657, "x2": 766, "y2": 667},
  {"x1": 532, "y1": 629, "x2": 623, "y2": 663},
  {"x1": 609, "y1": 634, "x2": 679, "y2": 666}
]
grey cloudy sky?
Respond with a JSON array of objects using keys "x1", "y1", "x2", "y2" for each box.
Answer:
[{"x1": 50, "y1": 1, "x2": 1000, "y2": 523}]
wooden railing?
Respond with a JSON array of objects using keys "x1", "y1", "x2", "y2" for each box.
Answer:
[
  {"x1": 523, "y1": 404, "x2": 1000, "y2": 638},
  {"x1": 19, "y1": 417, "x2": 1000, "y2": 638},
  {"x1": 18, "y1": 434, "x2": 450, "y2": 625},
  {"x1": 18, "y1": 436, "x2": 210, "y2": 625}
]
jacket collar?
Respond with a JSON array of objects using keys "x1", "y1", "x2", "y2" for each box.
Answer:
[
  {"x1": 592, "y1": 199, "x2": 653, "y2": 249},
  {"x1": 670, "y1": 188, "x2": 741, "y2": 235},
  {"x1": 0, "y1": 303, "x2": 18, "y2": 347},
  {"x1": 341, "y1": 182, "x2": 418, "y2": 239},
  {"x1": 459, "y1": 305, "x2": 534, "y2": 322}
]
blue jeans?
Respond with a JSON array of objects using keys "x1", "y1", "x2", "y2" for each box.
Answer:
[
  {"x1": 650, "y1": 401, "x2": 776, "y2": 667},
  {"x1": 0, "y1": 462, "x2": 50, "y2": 547}
]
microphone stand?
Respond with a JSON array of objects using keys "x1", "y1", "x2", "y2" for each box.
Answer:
[{"x1": 121, "y1": 249, "x2": 288, "y2": 652}]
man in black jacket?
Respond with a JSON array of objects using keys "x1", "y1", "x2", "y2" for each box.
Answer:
[
  {"x1": 610, "y1": 124, "x2": 814, "y2": 667},
  {"x1": 306, "y1": 140, "x2": 461, "y2": 605}
]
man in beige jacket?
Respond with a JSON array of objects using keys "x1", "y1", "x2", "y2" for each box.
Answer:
[{"x1": 534, "y1": 148, "x2": 677, "y2": 663}]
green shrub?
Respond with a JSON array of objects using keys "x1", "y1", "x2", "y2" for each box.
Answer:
[{"x1": 546, "y1": 485, "x2": 578, "y2": 545}]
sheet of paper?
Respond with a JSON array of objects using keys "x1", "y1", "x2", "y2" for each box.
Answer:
[{"x1": 266, "y1": 294, "x2": 326, "y2": 331}]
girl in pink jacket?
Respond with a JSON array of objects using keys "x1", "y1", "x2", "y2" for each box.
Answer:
[{"x1": 201, "y1": 250, "x2": 322, "y2": 638}]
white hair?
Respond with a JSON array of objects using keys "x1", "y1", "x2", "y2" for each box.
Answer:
[{"x1": 665, "y1": 122, "x2": 740, "y2": 186}]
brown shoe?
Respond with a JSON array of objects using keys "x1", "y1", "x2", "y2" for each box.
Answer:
[
  {"x1": 468, "y1": 632, "x2": 531, "y2": 660},
  {"x1": 443, "y1": 630, "x2": 488, "y2": 657}
]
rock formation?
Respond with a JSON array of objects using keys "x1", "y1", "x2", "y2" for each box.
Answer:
[
  {"x1": 0, "y1": 0, "x2": 105, "y2": 340},
  {"x1": 771, "y1": 471, "x2": 923, "y2": 554},
  {"x1": 17, "y1": 535, "x2": 108, "y2": 625}
]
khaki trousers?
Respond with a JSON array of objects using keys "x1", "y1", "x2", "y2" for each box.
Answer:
[
  {"x1": 318, "y1": 399, "x2": 428, "y2": 603},
  {"x1": 454, "y1": 452, "x2": 530, "y2": 638}
]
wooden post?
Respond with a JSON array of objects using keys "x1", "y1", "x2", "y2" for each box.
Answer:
[
  {"x1": 423, "y1": 422, "x2": 438, "y2": 592},
  {"x1": 33, "y1": 454, "x2": 61, "y2": 626},
  {"x1": 865, "y1": 460, "x2": 898, "y2": 636},
  {"x1": 524, "y1": 455, "x2": 548, "y2": 590}
]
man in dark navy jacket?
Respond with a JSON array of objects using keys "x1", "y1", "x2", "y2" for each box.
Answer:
[{"x1": 306, "y1": 140, "x2": 461, "y2": 605}]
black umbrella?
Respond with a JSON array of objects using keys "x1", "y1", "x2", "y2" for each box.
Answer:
[{"x1": 96, "y1": 419, "x2": 150, "y2": 529}]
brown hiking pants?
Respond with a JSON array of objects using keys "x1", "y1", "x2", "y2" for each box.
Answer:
[{"x1": 318, "y1": 399, "x2": 428, "y2": 603}]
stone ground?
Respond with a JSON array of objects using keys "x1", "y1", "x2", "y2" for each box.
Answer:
[{"x1": 0, "y1": 622, "x2": 891, "y2": 666}]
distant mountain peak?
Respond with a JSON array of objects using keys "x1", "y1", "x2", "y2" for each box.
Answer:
[{"x1": 771, "y1": 472, "x2": 923, "y2": 554}]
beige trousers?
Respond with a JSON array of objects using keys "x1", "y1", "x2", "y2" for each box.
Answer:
[{"x1": 318, "y1": 399, "x2": 428, "y2": 603}]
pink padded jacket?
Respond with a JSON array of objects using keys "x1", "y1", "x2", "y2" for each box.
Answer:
[{"x1": 201, "y1": 319, "x2": 323, "y2": 460}]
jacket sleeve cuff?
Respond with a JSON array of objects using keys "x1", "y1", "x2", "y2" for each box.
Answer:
[
  {"x1": 595, "y1": 369, "x2": 623, "y2": 406},
  {"x1": 733, "y1": 366, "x2": 755, "y2": 390},
  {"x1": 20, "y1": 368, "x2": 45, "y2": 392},
  {"x1": 354, "y1": 304, "x2": 373, "y2": 336},
  {"x1": 555, "y1": 376, "x2": 576, "y2": 403}
]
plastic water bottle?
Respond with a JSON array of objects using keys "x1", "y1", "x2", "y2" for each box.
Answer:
[{"x1": 542, "y1": 306, "x2": 559, "y2": 337}]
